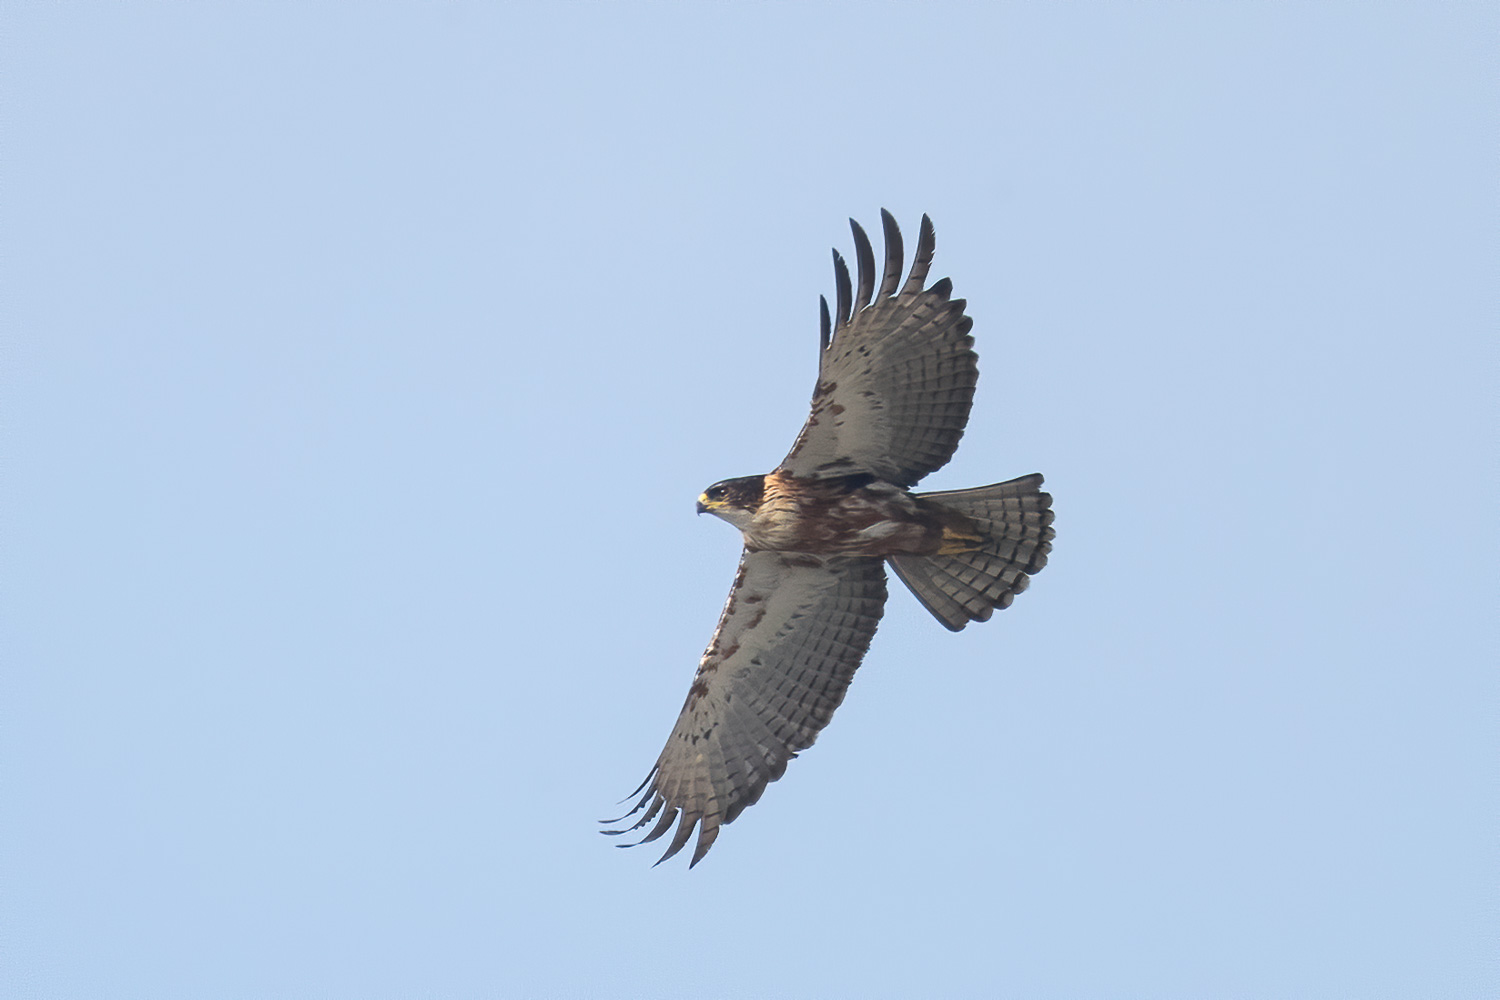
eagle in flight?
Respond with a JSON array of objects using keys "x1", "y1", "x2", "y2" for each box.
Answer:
[{"x1": 604, "y1": 211, "x2": 1054, "y2": 867}]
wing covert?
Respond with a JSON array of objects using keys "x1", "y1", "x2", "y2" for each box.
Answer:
[
  {"x1": 780, "y1": 211, "x2": 978, "y2": 488},
  {"x1": 604, "y1": 550, "x2": 887, "y2": 867}
]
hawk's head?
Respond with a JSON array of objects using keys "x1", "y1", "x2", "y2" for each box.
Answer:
[{"x1": 696, "y1": 475, "x2": 765, "y2": 529}]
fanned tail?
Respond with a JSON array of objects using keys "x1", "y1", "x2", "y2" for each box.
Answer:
[{"x1": 888, "y1": 474, "x2": 1054, "y2": 631}]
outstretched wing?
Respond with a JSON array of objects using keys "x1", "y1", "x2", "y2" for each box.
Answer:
[
  {"x1": 604, "y1": 550, "x2": 887, "y2": 867},
  {"x1": 779, "y1": 211, "x2": 978, "y2": 489}
]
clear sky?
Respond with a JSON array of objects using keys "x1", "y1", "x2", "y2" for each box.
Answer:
[{"x1": 3, "y1": 4, "x2": 1494, "y2": 998}]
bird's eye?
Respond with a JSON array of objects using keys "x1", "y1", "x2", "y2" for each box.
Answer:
[{"x1": 707, "y1": 485, "x2": 726, "y2": 500}]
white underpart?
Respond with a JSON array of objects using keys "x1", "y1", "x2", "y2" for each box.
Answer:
[
  {"x1": 854, "y1": 521, "x2": 904, "y2": 541},
  {"x1": 709, "y1": 506, "x2": 757, "y2": 531}
]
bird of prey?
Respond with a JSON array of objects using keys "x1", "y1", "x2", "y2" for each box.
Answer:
[{"x1": 604, "y1": 211, "x2": 1054, "y2": 867}]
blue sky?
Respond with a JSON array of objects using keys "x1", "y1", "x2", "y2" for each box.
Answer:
[{"x1": 4, "y1": 4, "x2": 1494, "y2": 998}]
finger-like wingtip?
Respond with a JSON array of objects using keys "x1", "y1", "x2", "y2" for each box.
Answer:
[
  {"x1": 652, "y1": 810, "x2": 699, "y2": 866},
  {"x1": 600, "y1": 791, "x2": 665, "y2": 835},
  {"x1": 818, "y1": 295, "x2": 831, "y2": 352},
  {"x1": 849, "y1": 218, "x2": 876, "y2": 314},
  {"x1": 688, "y1": 818, "x2": 721, "y2": 868},
  {"x1": 635, "y1": 805, "x2": 679, "y2": 849},
  {"x1": 903, "y1": 213, "x2": 936, "y2": 294},
  {"x1": 617, "y1": 768, "x2": 657, "y2": 805},
  {"x1": 599, "y1": 768, "x2": 660, "y2": 826},
  {"x1": 878, "y1": 209, "x2": 903, "y2": 299},
  {"x1": 831, "y1": 249, "x2": 852, "y2": 330}
]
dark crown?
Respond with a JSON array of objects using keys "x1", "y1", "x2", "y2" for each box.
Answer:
[{"x1": 703, "y1": 475, "x2": 766, "y2": 509}]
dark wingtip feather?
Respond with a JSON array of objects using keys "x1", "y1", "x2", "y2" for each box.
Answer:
[
  {"x1": 849, "y1": 219, "x2": 876, "y2": 314},
  {"x1": 688, "y1": 822, "x2": 720, "y2": 868},
  {"x1": 609, "y1": 769, "x2": 657, "y2": 807},
  {"x1": 818, "y1": 295, "x2": 831, "y2": 352},
  {"x1": 878, "y1": 209, "x2": 903, "y2": 298},
  {"x1": 599, "y1": 775, "x2": 658, "y2": 826},
  {"x1": 635, "y1": 805, "x2": 678, "y2": 847},
  {"x1": 832, "y1": 249, "x2": 852, "y2": 329},
  {"x1": 903, "y1": 214, "x2": 936, "y2": 294},
  {"x1": 600, "y1": 792, "x2": 666, "y2": 835},
  {"x1": 652, "y1": 812, "x2": 699, "y2": 866}
]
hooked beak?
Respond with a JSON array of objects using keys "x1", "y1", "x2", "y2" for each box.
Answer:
[{"x1": 695, "y1": 500, "x2": 708, "y2": 515}]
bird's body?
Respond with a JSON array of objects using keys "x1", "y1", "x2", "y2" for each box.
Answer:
[
  {"x1": 714, "y1": 471, "x2": 974, "y2": 557},
  {"x1": 605, "y1": 211, "x2": 1054, "y2": 867}
]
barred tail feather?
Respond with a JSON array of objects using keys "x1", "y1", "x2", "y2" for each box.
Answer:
[{"x1": 889, "y1": 474, "x2": 1054, "y2": 631}]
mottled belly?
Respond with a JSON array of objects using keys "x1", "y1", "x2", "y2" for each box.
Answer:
[{"x1": 745, "y1": 488, "x2": 946, "y2": 556}]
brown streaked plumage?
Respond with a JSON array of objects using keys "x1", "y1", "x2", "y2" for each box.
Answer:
[{"x1": 604, "y1": 211, "x2": 1055, "y2": 867}]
